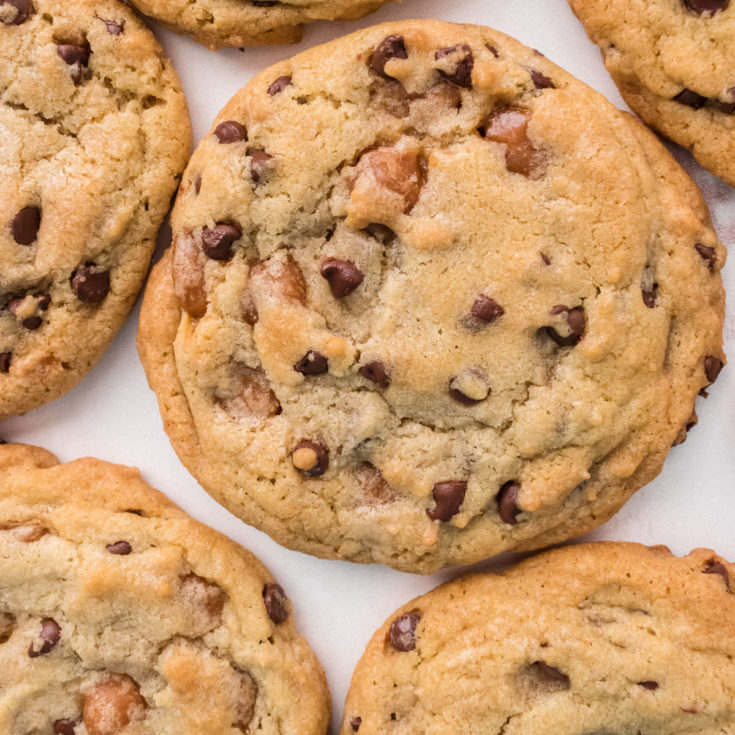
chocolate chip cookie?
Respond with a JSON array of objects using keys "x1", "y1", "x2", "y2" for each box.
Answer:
[
  {"x1": 0, "y1": 0, "x2": 191, "y2": 419},
  {"x1": 127, "y1": 0, "x2": 398, "y2": 49},
  {"x1": 138, "y1": 20, "x2": 726, "y2": 573},
  {"x1": 0, "y1": 443, "x2": 330, "y2": 734},
  {"x1": 342, "y1": 542, "x2": 735, "y2": 734},
  {"x1": 568, "y1": 0, "x2": 735, "y2": 187}
]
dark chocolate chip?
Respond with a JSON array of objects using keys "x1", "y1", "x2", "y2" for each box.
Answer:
[
  {"x1": 28, "y1": 618, "x2": 60, "y2": 657},
  {"x1": 427, "y1": 480, "x2": 467, "y2": 522},
  {"x1": 470, "y1": 294, "x2": 504, "y2": 324},
  {"x1": 214, "y1": 121, "x2": 248, "y2": 144},
  {"x1": 201, "y1": 223, "x2": 242, "y2": 260},
  {"x1": 364, "y1": 223, "x2": 396, "y2": 244},
  {"x1": 11, "y1": 206, "x2": 41, "y2": 245},
  {"x1": 448, "y1": 369, "x2": 489, "y2": 405},
  {"x1": 0, "y1": 352, "x2": 10, "y2": 373},
  {"x1": 106, "y1": 540, "x2": 132, "y2": 555},
  {"x1": 9, "y1": 293, "x2": 49, "y2": 330},
  {"x1": 530, "y1": 69, "x2": 555, "y2": 89},
  {"x1": 541, "y1": 252, "x2": 551, "y2": 265},
  {"x1": 534, "y1": 661, "x2": 570, "y2": 686},
  {"x1": 638, "y1": 681, "x2": 659, "y2": 690},
  {"x1": 435, "y1": 44, "x2": 474, "y2": 88},
  {"x1": 359, "y1": 361, "x2": 391, "y2": 388},
  {"x1": 53, "y1": 718, "x2": 80, "y2": 735},
  {"x1": 294, "y1": 350, "x2": 328, "y2": 376},
  {"x1": 486, "y1": 43, "x2": 499, "y2": 58},
  {"x1": 704, "y1": 355, "x2": 723, "y2": 385},
  {"x1": 1, "y1": 0, "x2": 31, "y2": 25},
  {"x1": 703, "y1": 558, "x2": 731, "y2": 591},
  {"x1": 320, "y1": 258, "x2": 364, "y2": 298},
  {"x1": 249, "y1": 150, "x2": 273, "y2": 184},
  {"x1": 369, "y1": 34, "x2": 407, "y2": 78},
  {"x1": 292, "y1": 440, "x2": 329, "y2": 476},
  {"x1": 683, "y1": 0, "x2": 729, "y2": 14},
  {"x1": 642, "y1": 285, "x2": 657, "y2": 308},
  {"x1": 717, "y1": 87, "x2": 735, "y2": 114},
  {"x1": 497, "y1": 481, "x2": 521, "y2": 524},
  {"x1": 545, "y1": 305, "x2": 586, "y2": 346},
  {"x1": 263, "y1": 583, "x2": 288, "y2": 623},
  {"x1": 673, "y1": 88, "x2": 707, "y2": 109},
  {"x1": 194, "y1": 175, "x2": 202, "y2": 195},
  {"x1": 268, "y1": 75, "x2": 292, "y2": 96},
  {"x1": 695, "y1": 242, "x2": 716, "y2": 270},
  {"x1": 57, "y1": 43, "x2": 90, "y2": 83},
  {"x1": 389, "y1": 611, "x2": 420, "y2": 652},
  {"x1": 97, "y1": 16, "x2": 124, "y2": 34},
  {"x1": 70, "y1": 264, "x2": 110, "y2": 304},
  {"x1": 350, "y1": 716, "x2": 362, "y2": 732}
]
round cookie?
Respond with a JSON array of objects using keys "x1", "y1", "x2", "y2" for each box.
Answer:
[
  {"x1": 0, "y1": 443, "x2": 330, "y2": 735},
  {"x1": 138, "y1": 20, "x2": 726, "y2": 573},
  {"x1": 0, "y1": 0, "x2": 191, "y2": 419},
  {"x1": 127, "y1": 0, "x2": 399, "y2": 49},
  {"x1": 342, "y1": 542, "x2": 735, "y2": 734},
  {"x1": 568, "y1": 0, "x2": 735, "y2": 187}
]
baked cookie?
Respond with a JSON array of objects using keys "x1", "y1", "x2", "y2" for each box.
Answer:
[
  {"x1": 342, "y1": 542, "x2": 735, "y2": 734},
  {"x1": 127, "y1": 0, "x2": 399, "y2": 49},
  {"x1": 138, "y1": 20, "x2": 726, "y2": 573},
  {"x1": 568, "y1": 0, "x2": 735, "y2": 187},
  {"x1": 0, "y1": 443, "x2": 330, "y2": 735},
  {"x1": 0, "y1": 0, "x2": 191, "y2": 419}
]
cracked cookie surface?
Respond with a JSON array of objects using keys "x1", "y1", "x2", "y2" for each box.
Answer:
[
  {"x1": 127, "y1": 0, "x2": 399, "y2": 49},
  {"x1": 568, "y1": 0, "x2": 735, "y2": 186},
  {"x1": 0, "y1": 0, "x2": 191, "y2": 419},
  {"x1": 138, "y1": 19, "x2": 725, "y2": 573},
  {"x1": 342, "y1": 542, "x2": 735, "y2": 734},
  {"x1": 0, "y1": 443, "x2": 330, "y2": 735}
]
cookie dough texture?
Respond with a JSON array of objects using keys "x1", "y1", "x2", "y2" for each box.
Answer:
[
  {"x1": 0, "y1": 0, "x2": 191, "y2": 419},
  {"x1": 342, "y1": 542, "x2": 735, "y2": 734},
  {"x1": 138, "y1": 20, "x2": 726, "y2": 573},
  {"x1": 0, "y1": 443, "x2": 330, "y2": 735},
  {"x1": 568, "y1": 0, "x2": 735, "y2": 187},
  {"x1": 127, "y1": 0, "x2": 399, "y2": 49}
]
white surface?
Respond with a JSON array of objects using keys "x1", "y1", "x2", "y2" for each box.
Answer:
[{"x1": 4, "y1": 0, "x2": 735, "y2": 728}]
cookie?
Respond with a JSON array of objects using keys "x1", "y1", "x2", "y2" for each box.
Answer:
[
  {"x1": 127, "y1": 0, "x2": 398, "y2": 49},
  {"x1": 0, "y1": 443, "x2": 330, "y2": 734},
  {"x1": 138, "y1": 20, "x2": 726, "y2": 573},
  {"x1": 0, "y1": 0, "x2": 191, "y2": 419},
  {"x1": 568, "y1": 0, "x2": 735, "y2": 187},
  {"x1": 342, "y1": 542, "x2": 735, "y2": 733}
]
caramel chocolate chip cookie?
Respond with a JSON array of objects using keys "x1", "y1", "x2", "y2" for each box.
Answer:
[
  {"x1": 138, "y1": 20, "x2": 725, "y2": 573},
  {"x1": 0, "y1": 0, "x2": 191, "y2": 419},
  {"x1": 342, "y1": 543, "x2": 735, "y2": 733},
  {"x1": 568, "y1": 0, "x2": 735, "y2": 186},
  {"x1": 0, "y1": 443, "x2": 330, "y2": 734}
]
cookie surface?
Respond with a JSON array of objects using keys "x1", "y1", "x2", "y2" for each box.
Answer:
[
  {"x1": 138, "y1": 19, "x2": 725, "y2": 573},
  {"x1": 568, "y1": 0, "x2": 735, "y2": 187},
  {"x1": 127, "y1": 0, "x2": 398, "y2": 49},
  {"x1": 0, "y1": 443, "x2": 330, "y2": 734},
  {"x1": 342, "y1": 542, "x2": 735, "y2": 734},
  {"x1": 0, "y1": 0, "x2": 191, "y2": 419}
]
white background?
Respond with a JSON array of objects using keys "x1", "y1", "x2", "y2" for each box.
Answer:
[{"x1": 4, "y1": 0, "x2": 735, "y2": 728}]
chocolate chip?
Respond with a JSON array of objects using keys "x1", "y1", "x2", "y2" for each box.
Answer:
[
  {"x1": 364, "y1": 223, "x2": 396, "y2": 244},
  {"x1": 717, "y1": 87, "x2": 735, "y2": 114},
  {"x1": 544, "y1": 305, "x2": 586, "y2": 346},
  {"x1": 530, "y1": 69, "x2": 555, "y2": 89},
  {"x1": 673, "y1": 89, "x2": 707, "y2": 109},
  {"x1": 252, "y1": 0, "x2": 278, "y2": 5},
  {"x1": 483, "y1": 107, "x2": 537, "y2": 176},
  {"x1": 534, "y1": 661, "x2": 570, "y2": 686},
  {"x1": 642, "y1": 285, "x2": 657, "y2": 308},
  {"x1": 70, "y1": 264, "x2": 110, "y2": 304},
  {"x1": 320, "y1": 258, "x2": 364, "y2": 298},
  {"x1": 435, "y1": 44, "x2": 474, "y2": 88},
  {"x1": 11, "y1": 206, "x2": 40, "y2": 244},
  {"x1": 350, "y1": 716, "x2": 362, "y2": 731},
  {"x1": 703, "y1": 558, "x2": 731, "y2": 591},
  {"x1": 683, "y1": 0, "x2": 729, "y2": 14},
  {"x1": 28, "y1": 618, "x2": 60, "y2": 657},
  {"x1": 427, "y1": 480, "x2": 467, "y2": 522},
  {"x1": 448, "y1": 369, "x2": 490, "y2": 405},
  {"x1": 389, "y1": 611, "x2": 420, "y2": 651},
  {"x1": 369, "y1": 34, "x2": 407, "y2": 78},
  {"x1": 194, "y1": 175, "x2": 202, "y2": 195},
  {"x1": 201, "y1": 223, "x2": 241, "y2": 261},
  {"x1": 497, "y1": 481, "x2": 521, "y2": 524},
  {"x1": 214, "y1": 121, "x2": 248, "y2": 144},
  {"x1": 53, "y1": 718, "x2": 80, "y2": 735},
  {"x1": 541, "y1": 252, "x2": 551, "y2": 265},
  {"x1": 0, "y1": 352, "x2": 10, "y2": 373},
  {"x1": 486, "y1": 43, "x2": 499, "y2": 58},
  {"x1": 1, "y1": 0, "x2": 31, "y2": 25},
  {"x1": 57, "y1": 43, "x2": 90, "y2": 84},
  {"x1": 106, "y1": 540, "x2": 132, "y2": 555},
  {"x1": 249, "y1": 150, "x2": 272, "y2": 183},
  {"x1": 292, "y1": 440, "x2": 329, "y2": 476},
  {"x1": 638, "y1": 681, "x2": 659, "y2": 690},
  {"x1": 359, "y1": 361, "x2": 390, "y2": 388},
  {"x1": 294, "y1": 350, "x2": 328, "y2": 375},
  {"x1": 470, "y1": 294, "x2": 504, "y2": 325},
  {"x1": 704, "y1": 355, "x2": 723, "y2": 385},
  {"x1": 695, "y1": 242, "x2": 716, "y2": 270},
  {"x1": 356, "y1": 463, "x2": 394, "y2": 503},
  {"x1": 9, "y1": 292, "x2": 49, "y2": 330},
  {"x1": 268, "y1": 75, "x2": 292, "y2": 95},
  {"x1": 97, "y1": 16, "x2": 124, "y2": 34},
  {"x1": 263, "y1": 583, "x2": 288, "y2": 623}
]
